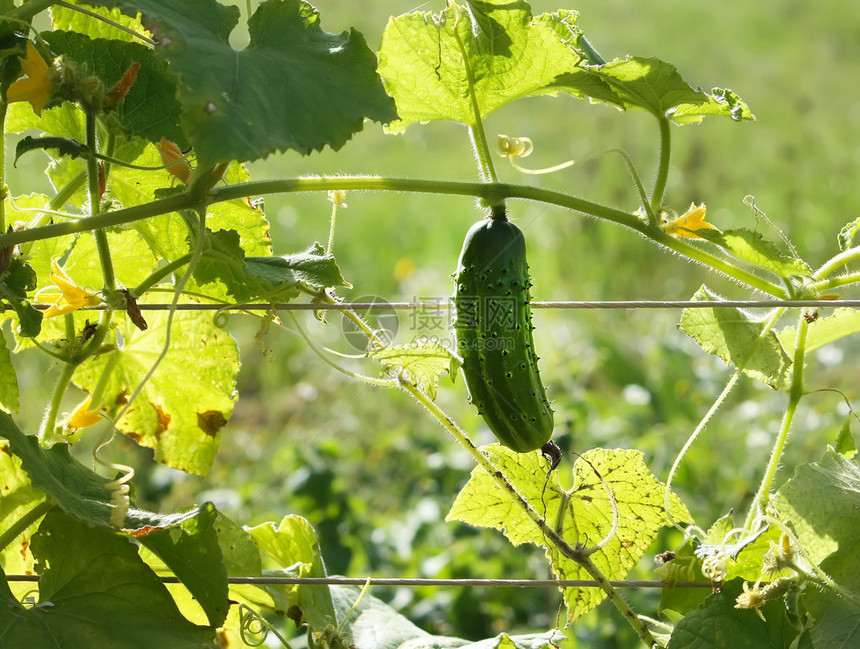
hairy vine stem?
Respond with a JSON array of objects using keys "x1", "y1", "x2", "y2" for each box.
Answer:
[
  {"x1": 0, "y1": 174, "x2": 825, "y2": 299},
  {"x1": 0, "y1": 177, "x2": 792, "y2": 297},
  {"x1": 650, "y1": 116, "x2": 671, "y2": 212},
  {"x1": 744, "y1": 312, "x2": 810, "y2": 529}
]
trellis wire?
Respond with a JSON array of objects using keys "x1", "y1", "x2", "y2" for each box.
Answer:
[
  {"x1": 8, "y1": 299, "x2": 860, "y2": 312},
  {"x1": 2, "y1": 574, "x2": 711, "y2": 588}
]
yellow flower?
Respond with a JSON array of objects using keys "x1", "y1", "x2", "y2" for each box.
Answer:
[
  {"x1": 156, "y1": 138, "x2": 192, "y2": 185},
  {"x1": 65, "y1": 396, "x2": 102, "y2": 431},
  {"x1": 34, "y1": 261, "x2": 102, "y2": 318},
  {"x1": 661, "y1": 203, "x2": 720, "y2": 240},
  {"x1": 6, "y1": 41, "x2": 55, "y2": 116}
]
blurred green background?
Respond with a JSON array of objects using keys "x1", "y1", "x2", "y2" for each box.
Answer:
[{"x1": 6, "y1": 1, "x2": 860, "y2": 646}]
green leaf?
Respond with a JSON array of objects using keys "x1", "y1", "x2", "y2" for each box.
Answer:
[
  {"x1": 447, "y1": 445, "x2": 691, "y2": 623},
  {"x1": 805, "y1": 595, "x2": 860, "y2": 649},
  {"x1": 51, "y1": 2, "x2": 147, "y2": 42},
  {"x1": 6, "y1": 100, "x2": 85, "y2": 138},
  {"x1": 331, "y1": 584, "x2": 564, "y2": 649},
  {"x1": 835, "y1": 415, "x2": 857, "y2": 459},
  {"x1": 0, "y1": 443, "x2": 45, "y2": 599},
  {"x1": 44, "y1": 29, "x2": 186, "y2": 145},
  {"x1": 667, "y1": 578, "x2": 798, "y2": 649},
  {"x1": 778, "y1": 308, "x2": 860, "y2": 356},
  {"x1": 247, "y1": 514, "x2": 336, "y2": 630},
  {"x1": 679, "y1": 285, "x2": 791, "y2": 389},
  {"x1": 0, "y1": 257, "x2": 41, "y2": 337},
  {"x1": 193, "y1": 229, "x2": 350, "y2": 302},
  {"x1": 89, "y1": 0, "x2": 396, "y2": 166},
  {"x1": 0, "y1": 410, "x2": 206, "y2": 531},
  {"x1": 212, "y1": 513, "x2": 291, "y2": 615},
  {"x1": 698, "y1": 228, "x2": 811, "y2": 279},
  {"x1": 14, "y1": 134, "x2": 89, "y2": 164},
  {"x1": 771, "y1": 449, "x2": 860, "y2": 568},
  {"x1": 552, "y1": 56, "x2": 754, "y2": 124},
  {"x1": 247, "y1": 243, "x2": 352, "y2": 293},
  {"x1": 0, "y1": 330, "x2": 19, "y2": 411},
  {"x1": 369, "y1": 339, "x2": 460, "y2": 399},
  {"x1": 838, "y1": 216, "x2": 860, "y2": 252},
  {"x1": 106, "y1": 151, "x2": 273, "y2": 289},
  {"x1": 378, "y1": 1, "x2": 592, "y2": 132},
  {"x1": 0, "y1": 508, "x2": 217, "y2": 648},
  {"x1": 138, "y1": 502, "x2": 229, "y2": 627},
  {"x1": 72, "y1": 311, "x2": 239, "y2": 475}
]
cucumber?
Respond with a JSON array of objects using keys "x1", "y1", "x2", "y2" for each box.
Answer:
[{"x1": 453, "y1": 210, "x2": 554, "y2": 453}]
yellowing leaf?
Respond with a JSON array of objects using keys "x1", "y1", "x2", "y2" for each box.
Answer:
[
  {"x1": 661, "y1": 203, "x2": 719, "y2": 239},
  {"x1": 72, "y1": 310, "x2": 239, "y2": 475},
  {"x1": 447, "y1": 445, "x2": 691, "y2": 623}
]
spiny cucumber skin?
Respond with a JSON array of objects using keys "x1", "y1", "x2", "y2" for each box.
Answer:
[{"x1": 453, "y1": 217, "x2": 554, "y2": 453}]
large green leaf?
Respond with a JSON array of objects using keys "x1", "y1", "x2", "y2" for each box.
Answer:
[
  {"x1": 247, "y1": 514, "x2": 336, "y2": 630},
  {"x1": 378, "y1": 1, "x2": 592, "y2": 132},
  {"x1": 679, "y1": 285, "x2": 791, "y2": 389},
  {"x1": 137, "y1": 502, "x2": 229, "y2": 627},
  {"x1": 212, "y1": 513, "x2": 291, "y2": 615},
  {"x1": 778, "y1": 308, "x2": 860, "y2": 356},
  {"x1": 0, "y1": 411, "x2": 204, "y2": 530},
  {"x1": 331, "y1": 584, "x2": 564, "y2": 649},
  {"x1": 51, "y1": 2, "x2": 147, "y2": 43},
  {"x1": 193, "y1": 231, "x2": 350, "y2": 302},
  {"x1": 552, "y1": 56, "x2": 754, "y2": 124},
  {"x1": 87, "y1": 0, "x2": 396, "y2": 167},
  {"x1": 72, "y1": 310, "x2": 239, "y2": 475},
  {"x1": 43, "y1": 29, "x2": 186, "y2": 145},
  {"x1": 447, "y1": 445, "x2": 691, "y2": 623},
  {"x1": 0, "y1": 508, "x2": 217, "y2": 648},
  {"x1": 667, "y1": 579, "x2": 798, "y2": 649},
  {"x1": 771, "y1": 449, "x2": 860, "y2": 568},
  {"x1": 0, "y1": 442, "x2": 45, "y2": 599}
]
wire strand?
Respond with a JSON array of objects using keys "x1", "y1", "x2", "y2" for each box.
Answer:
[
  {"x1": 1, "y1": 574, "x2": 711, "y2": 588},
  {"x1": 9, "y1": 299, "x2": 860, "y2": 312}
]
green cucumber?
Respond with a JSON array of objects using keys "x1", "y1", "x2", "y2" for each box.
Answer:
[{"x1": 453, "y1": 211, "x2": 554, "y2": 453}]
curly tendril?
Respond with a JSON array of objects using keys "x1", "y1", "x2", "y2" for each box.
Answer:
[
  {"x1": 92, "y1": 432, "x2": 134, "y2": 529},
  {"x1": 239, "y1": 603, "x2": 294, "y2": 647},
  {"x1": 213, "y1": 309, "x2": 230, "y2": 329},
  {"x1": 497, "y1": 134, "x2": 576, "y2": 175}
]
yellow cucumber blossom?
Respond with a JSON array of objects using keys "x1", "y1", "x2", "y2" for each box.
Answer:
[
  {"x1": 661, "y1": 203, "x2": 720, "y2": 239},
  {"x1": 65, "y1": 396, "x2": 102, "y2": 431},
  {"x1": 35, "y1": 261, "x2": 102, "y2": 318},
  {"x1": 156, "y1": 138, "x2": 192, "y2": 184},
  {"x1": 6, "y1": 41, "x2": 56, "y2": 116}
]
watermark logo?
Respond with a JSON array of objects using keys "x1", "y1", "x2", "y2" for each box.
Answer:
[{"x1": 340, "y1": 295, "x2": 399, "y2": 351}]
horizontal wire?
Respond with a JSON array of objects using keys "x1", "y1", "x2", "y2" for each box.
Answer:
[
  {"x1": 10, "y1": 299, "x2": 860, "y2": 312},
  {"x1": 2, "y1": 574, "x2": 711, "y2": 588}
]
